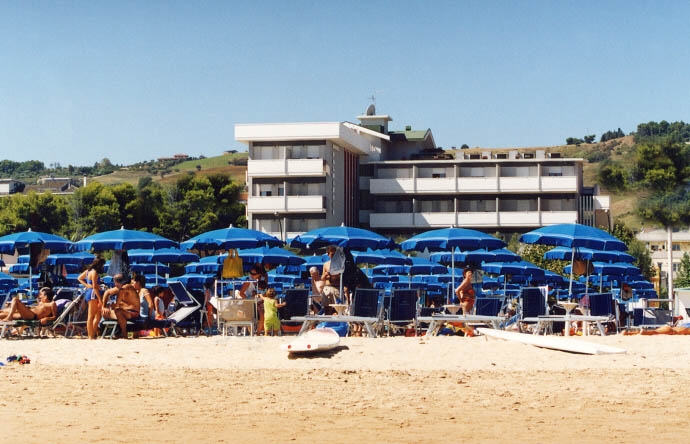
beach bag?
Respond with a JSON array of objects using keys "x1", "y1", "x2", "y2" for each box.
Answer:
[
  {"x1": 572, "y1": 259, "x2": 593, "y2": 276},
  {"x1": 221, "y1": 249, "x2": 243, "y2": 278}
]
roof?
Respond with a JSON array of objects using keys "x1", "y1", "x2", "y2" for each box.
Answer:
[{"x1": 388, "y1": 129, "x2": 432, "y2": 142}]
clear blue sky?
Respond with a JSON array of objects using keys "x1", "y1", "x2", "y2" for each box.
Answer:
[{"x1": 1, "y1": 1, "x2": 688, "y2": 167}]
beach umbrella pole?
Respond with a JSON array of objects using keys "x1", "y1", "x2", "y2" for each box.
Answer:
[{"x1": 568, "y1": 247, "x2": 575, "y2": 302}]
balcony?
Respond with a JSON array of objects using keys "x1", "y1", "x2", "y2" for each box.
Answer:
[
  {"x1": 247, "y1": 158, "x2": 325, "y2": 178},
  {"x1": 247, "y1": 195, "x2": 325, "y2": 214},
  {"x1": 369, "y1": 210, "x2": 578, "y2": 230},
  {"x1": 369, "y1": 175, "x2": 578, "y2": 194}
]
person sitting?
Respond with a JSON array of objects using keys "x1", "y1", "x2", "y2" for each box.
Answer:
[
  {"x1": 0, "y1": 287, "x2": 57, "y2": 325},
  {"x1": 238, "y1": 266, "x2": 262, "y2": 299},
  {"x1": 101, "y1": 275, "x2": 140, "y2": 339},
  {"x1": 309, "y1": 266, "x2": 325, "y2": 314}
]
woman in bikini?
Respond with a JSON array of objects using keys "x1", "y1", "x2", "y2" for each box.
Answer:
[
  {"x1": 78, "y1": 257, "x2": 106, "y2": 339},
  {"x1": 455, "y1": 267, "x2": 476, "y2": 315}
]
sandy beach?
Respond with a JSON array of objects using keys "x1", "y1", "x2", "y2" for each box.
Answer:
[{"x1": 2, "y1": 334, "x2": 689, "y2": 443}]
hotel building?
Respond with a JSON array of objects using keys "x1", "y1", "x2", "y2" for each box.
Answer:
[{"x1": 235, "y1": 107, "x2": 610, "y2": 241}]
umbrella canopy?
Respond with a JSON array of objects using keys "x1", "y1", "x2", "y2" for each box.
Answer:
[
  {"x1": 351, "y1": 248, "x2": 412, "y2": 266},
  {"x1": 543, "y1": 246, "x2": 635, "y2": 263},
  {"x1": 0, "y1": 229, "x2": 73, "y2": 255},
  {"x1": 44, "y1": 252, "x2": 96, "y2": 268},
  {"x1": 564, "y1": 261, "x2": 640, "y2": 277},
  {"x1": 237, "y1": 246, "x2": 305, "y2": 266},
  {"x1": 401, "y1": 228, "x2": 506, "y2": 302},
  {"x1": 181, "y1": 225, "x2": 283, "y2": 251},
  {"x1": 400, "y1": 227, "x2": 506, "y2": 252},
  {"x1": 521, "y1": 223, "x2": 627, "y2": 299},
  {"x1": 431, "y1": 247, "x2": 521, "y2": 265},
  {"x1": 289, "y1": 224, "x2": 396, "y2": 250},
  {"x1": 167, "y1": 273, "x2": 215, "y2": 289},
  {"x1": 127, "y1": 248, "x2": 199, "y2": 264},
  {"x1": 0, "y1": 271, "x2": 17, "y2": 285},
  {"x1": 481, "y1": 260, "x2": 546, "y2": 278},
  {"x1": 519, "y1": 223, "x2": 627, "y2": 251},
  {"x1": 75, "y1": 227, "x2": 178, "y2": 252}
]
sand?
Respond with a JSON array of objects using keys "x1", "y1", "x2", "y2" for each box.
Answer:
[{"x1": 1, "y1": 333, "x2": 690, "y2": 443}]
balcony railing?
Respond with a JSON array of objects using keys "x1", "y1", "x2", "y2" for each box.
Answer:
[
  {"x1": 368, "y1": 175, "x2": 578, "y2": 194},
  {"x1": 369, "y1": 210, "x2": 578, "y2": 229},
  {"x1": 247, "y1": 195, "x2": 325, "y2": 214},
  {"x1": 247, "y1": 158, "x2": 325, "y2": 177}
]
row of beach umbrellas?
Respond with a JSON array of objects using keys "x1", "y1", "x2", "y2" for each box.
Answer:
[{"x1": 0, "y1": 223, "x2": 652, "y2": 301}]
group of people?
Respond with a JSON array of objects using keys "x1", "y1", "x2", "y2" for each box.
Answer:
[
  {"x1": 228, "y1": 262, "x2": 285, "y2": 336},
  {"x1": 77, "y1": 257, "x2": 170, "y2": 339}
]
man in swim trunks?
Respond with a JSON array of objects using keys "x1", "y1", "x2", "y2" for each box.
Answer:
[
  {"x1": 0, "y1": 287, "x2": 58, "y2": 325},
  {"x1": 101, "y1": 274, "x2": 140, "y2": 338}
]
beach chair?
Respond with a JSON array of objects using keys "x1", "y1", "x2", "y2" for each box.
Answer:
[
  {"x1": 166, "y1": 281, "x2": 202, "y2": 336},
  {"x1": 279, "y1": 288, "x2": 310, "y2": 334},
  {"x1": 518, "y1": 286, "x2": 548, "y2": 333},
  {"x1": 386, "y1": 288, "x2": 418, "y2": 336},
  {"x1": 474, "y1": 297, "x2": 503, "y2": 316},
  {"x1": 349, "y1": 288, "x2": 384, "y2": 337},
  {"x1": 587, "y1": 292, "x2": 618, "y2": 334},
  {"x1": 44, "y1": 288, "x2": 83, "y2": 337},
  {"x1": 217, "y1": 297, "x2": 257, "y2": 336}
]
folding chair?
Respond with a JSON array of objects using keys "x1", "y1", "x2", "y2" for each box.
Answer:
[
  {"x1": 217, "y1": 297, "x2": 257, "y2": 336},
  {"x1": 166, "y1": 281, "x2": 202, "y2": 336},
  {"x1": 279, "y1": 288, "x2": 309, "y2": 334},
  {"x1": 587, "y1": 292, "x2": 618, "y2": 334},
  {"x1": 518, "y1": 286, "x2": 548, "y2": 333},
  {"x1": 386, "y1": 288, "x2": 418, "y2": 336},
  {"x1": 349, "y1": 288, "x2": 383, "y2": 337}
]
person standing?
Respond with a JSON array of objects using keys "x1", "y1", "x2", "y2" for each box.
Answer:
[
  {"x1": 260, "y1": 288, "x2": 286, "y2": 336},
  {"x1": 78, "y1": 257, "x2": 106, "y2": 340}
]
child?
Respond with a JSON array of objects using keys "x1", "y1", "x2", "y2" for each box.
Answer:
[{"x1": 260, "y1": 288, "x2": 286, "y2": 336}]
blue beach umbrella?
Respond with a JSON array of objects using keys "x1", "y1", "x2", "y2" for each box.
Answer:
[
  {"x1": 75, "y1": 227, "x2": 178, "y2": 252},
  {"x1": 0, "y1": 229, "x2": 73, "y2": 255},
  {"x1": 520, "y1": 223, "x2": 627, "y2": 299},
  {"x1": 543, "y1": 246, "x2": 635, "y2": 263},
  {"x1": 237, "y1": 246, "x2": 306, "y2": 266},
  {"x1": 519, "y1": 223, "x2": 627, "y2": 251},
  {"x1": 351, "y1": 248, "x2": 412, "y2": 266},
  {"x1": 127, "y1": 248, "x2": 199, "y2": 264},
  {"x1": 181, "y1": 225, "x2": 283, "y2": 252},
  {"x1": 289, "y1": 224, "x2": 396, "y2": 251},
  {"x1": 0, "y1": 229, "x2": 73, "y2": 293},
  {"x1": 431, "y1": 247, "x2": 521, "y2": 265},
  {"x1": 401, "y1": 227, "x2": 506, "y2": 302}
]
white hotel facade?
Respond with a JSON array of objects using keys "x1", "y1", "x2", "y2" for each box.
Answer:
[{"x1": 235, "y1": 108, "x2": 610, "y2": 241}]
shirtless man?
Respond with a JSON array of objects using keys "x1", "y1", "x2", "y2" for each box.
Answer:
[
  {"x1": 0, "y1": 287, "x2": 58, "y2": 325},
  {"x1": 321, "y1": 245, "x2": 341, "y2": 313},
  {"x1": 101, "y1": 274, "x2": 140, "y2": 339}
]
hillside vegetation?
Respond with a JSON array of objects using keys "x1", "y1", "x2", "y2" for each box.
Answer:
[{"x1": 92, "y1": 139, "x2": 643, "y2": 226}]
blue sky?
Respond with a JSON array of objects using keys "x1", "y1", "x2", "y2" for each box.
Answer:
[{"x1": 1, "y1": 1, "x2": 688, "y2": 167}]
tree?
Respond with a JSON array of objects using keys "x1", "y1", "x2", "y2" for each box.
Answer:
[
  {"x1": 597, "y1": 160, "x2": 627, "y2": 191},
  {"x1": 675, "y1": 252, "x2": 690, "y2": 288},
  {"x1": 584, "y1": 134, "x2": 596, "y2": 144}
]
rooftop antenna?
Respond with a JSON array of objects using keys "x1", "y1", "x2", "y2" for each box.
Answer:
[{"x1": 366, "y1": 90, "x2": 383, "y2": 115}]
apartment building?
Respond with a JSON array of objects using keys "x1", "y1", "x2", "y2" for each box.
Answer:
[{"x1": 235, "y1": 107, "x2": 610, "y2": 240}]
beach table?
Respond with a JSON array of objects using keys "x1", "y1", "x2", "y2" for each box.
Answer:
[
  {"x1": 522, "y1": 315, "x2": 609, "y2": 336},
  {"x1": 292, "y1": 314, "x2": 380, "y2": 338},
  {"x1": 418, "y1": 314, "x2": 503, "y2": 337}
]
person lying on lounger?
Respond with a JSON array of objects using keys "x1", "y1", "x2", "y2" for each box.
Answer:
[
  {"x1": 0, "y1": 287, "x2": 57, "y2": 325},
  {"x1": 624, "y1": 323, "x2": 690, "y2": 335}
]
